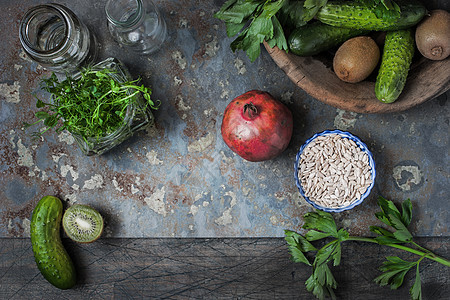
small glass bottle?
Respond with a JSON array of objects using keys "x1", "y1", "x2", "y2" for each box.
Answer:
[
  {"x1": 19, "y1": 3, "x2": 97, "y2": 73},
  {"x1": 105, "y1": 0, "x2": 167, "y2": 54}
]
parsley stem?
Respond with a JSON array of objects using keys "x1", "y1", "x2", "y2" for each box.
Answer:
[{"x1": 346, "y1": 236, "x2": 450, "y2": 267}]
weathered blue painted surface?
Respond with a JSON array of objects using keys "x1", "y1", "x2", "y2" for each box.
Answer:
[{"x1": 0, "y1": 0, "x2": 448, "y2": 238}]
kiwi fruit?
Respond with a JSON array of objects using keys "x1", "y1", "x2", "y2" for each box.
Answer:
[
  {"x1": 62, "y1": 204, "x2": 104, "y2": 243},
  {"x1": 415, "y1": 10, "x2": 450, "y2": 61},
  {"x1": 333, "y1": 36, "x2": 380, "y2": 83}
]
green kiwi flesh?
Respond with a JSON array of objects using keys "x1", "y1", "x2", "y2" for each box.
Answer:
[{"x1": 62, "y1": 204, "x2": 104, "y2": 243}]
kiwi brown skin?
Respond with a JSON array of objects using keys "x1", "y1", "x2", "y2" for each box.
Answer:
[
  {"x1": 415, "y1": 10, "x2": 450, "y2": 61},
  {"x1": 333, "y1": 36, "x2": 380, "y2": 83}
]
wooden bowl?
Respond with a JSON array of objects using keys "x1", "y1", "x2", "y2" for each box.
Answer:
[{"x1": 264, "y1": 42, "x2": 450, "y2": 114}]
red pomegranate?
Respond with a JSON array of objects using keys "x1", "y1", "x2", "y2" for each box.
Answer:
[{"x1": 221, "y1": 90, "x2": 293, "y2": 162}]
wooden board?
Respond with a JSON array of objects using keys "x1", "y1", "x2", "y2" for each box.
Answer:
[
  {"x1": 264, "y1": 42, "x2": 450, "y2": 114},
  {"x1": 1, "y1": 237, "x2": 449, "y2": 299}
]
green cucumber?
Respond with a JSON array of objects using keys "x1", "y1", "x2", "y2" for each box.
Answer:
[
  {"x1": 317, "y1": 0, "x2": 426, "y2": 31},
  {"x1": 288, "y1": 22, "x2": 369, "y2": 56},
  {"x1": 30, "y1": 196, "x2": 76, "y2": 289},
  {"x1": 375, "y1": 29, "x2": 415, "y2": 103}
]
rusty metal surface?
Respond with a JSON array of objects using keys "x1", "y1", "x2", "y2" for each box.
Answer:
[{"x1": 0, "y1": 0, "x2": 448, "y2": 238}]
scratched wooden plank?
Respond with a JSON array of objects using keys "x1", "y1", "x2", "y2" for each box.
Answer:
[{"x1": 0, "y1": 238, "x2": 449, "y2": 299}]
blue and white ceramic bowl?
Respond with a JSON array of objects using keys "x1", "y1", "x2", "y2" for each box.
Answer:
[{"x1": 294, "y1": 130, "x2": 376, "y2": 213}]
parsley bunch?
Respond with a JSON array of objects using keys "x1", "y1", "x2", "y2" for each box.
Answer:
[
  {"x1": 214, "y1": 0, "x2": 289, "y2": 62},
  {"x1": 215, "y1": 0, "x2": 402, "y2": 62},
  {"x1": 285, "y1": 197, "x2": 450, "y2": 300},
  {"x1": 25, "y1": 67, "x2": 159, "y2": 142}
]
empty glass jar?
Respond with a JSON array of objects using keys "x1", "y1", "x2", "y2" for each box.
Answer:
[
  {"x1": 105, "y1": 0, "x2": 167, "y2": 54},
  {"x1": 19, "y1": 3, "x2": 97, "y2": 73}
]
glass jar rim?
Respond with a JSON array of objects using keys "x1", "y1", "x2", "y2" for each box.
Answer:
[
  {"x1": 19, "y1": 4, "x2": 73, "y2": 57},
  {"x1": 105, "y1": 0, "x2": 143, "y2": 28}
]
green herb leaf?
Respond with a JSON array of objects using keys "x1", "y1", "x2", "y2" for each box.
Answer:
[
  {"x1": 410, "y1": 263, "x2": 422, "y2": 300},
  {"x1": 303, "y1": 210, "x2": 338, "y2": 238},
  {"x1": 35, "y1": 111, "x2": 49, "y2": 120},
  {"x1": 374, "y1": 256, "x2": 415, "y2": 289},
  {"x1": 314, "y1": 240, "x2": 342, "y2": 267},
  {"x1": 306, "y1": 263, "x2": 337, "y2": 300},
  {"x1": 285, "y1": 229, "x2": 316, "y2": 266},
  {"x1": 25, "y1": 65, "x2": 158, "y2": 142},
  {"x1": 265, "y1": 16, "x2": 287, "y2": 49},
  {"x1": 36, "y1": 99, "x2": 46, "y2": 108},
  {"x1": 215, "y1": 0, "x2": 289, "y2": 62},
  {"x1": 370, "y1": 226, "x2": 405, "y2": 244},
  {"x1": 226, "y1": 21, "x2": 246, "y2": 37},
  {"x1": 375, "y1": 197, "x2": 413, "y2": 242},
  {"x1": 305, "y1": 230, "x2": 332, "y2": 241},
  {"x1": 401, "y1": 199, "x2": 413, "y2": 226},
  {"x1": 214, "y1": 0, "x2": 260, "y2": 24},
  {"x1": 278, "y1": 0, "x2": 327, "y2": 29}
]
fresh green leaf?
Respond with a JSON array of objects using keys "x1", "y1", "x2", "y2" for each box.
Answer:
[
  {"x1": 248, "y1": 15, "x2": 274, "y2": 38},
  {"x1": 370, "y1": 226, "x2": 405, "y2": 244},
  {"x1": 305, "y1": 230, "x2": 332, "y2": 241},
  {"x1": 35, "y1": 111, "x2": 49, "y2": 120},
  {"x1": 261, "y1": 0, "x2": 285, "y2": 19},
  {"x1": 306, "y1": 263, "x2": 337, "y2": 300},
  {"x1": 391, "y1": 221, "x2": 413, "y2": 242},
  {"x1": 214, "y1": 0, "x2": 260, "y2": 23},
  {"x1": 375, "y1": 197, "x2": 413, "y2": 242},
  {"x1": 331, "y1": 242, "x2": 341, "y2": 266},
  {"x1": 265, "y1": 16, "x2": 287, "y2": 50},
  {"x1": 215, "y1": 0, "x2": 288, "y2": 62},
  {"x1": 410, "y1": 263, "x2": 422, "y2": 300},
  {"x1": 36, "y1": 99, "x2": 46, "y2": 108},
  {"x1": 303, "y1": 210, "x2": 338, "y2": 238},
  {"x1": 314, "y1": 241, "x2": 339, "y2": 267},
  {"x1": 375, "y1": 256, "x2": 416, "y2": 289},
  {"x1": 226, "y1": 21, "x2": 246, "y2": 37},
  {"x1": 285, "y1": 230, "x2": 316, "y2": 266},
  {"x1": 43, "y1": 114, "x2": 58, "y2": 127},
  {"x1": 278, "y1": 0, "x2": 328, "y2": 30},
  {"x1": 401, "y1": 199, "x2": 413, "y2": 226},
  {"x1": 304, "y1": 0, "x2": 327, "y2": 10}
]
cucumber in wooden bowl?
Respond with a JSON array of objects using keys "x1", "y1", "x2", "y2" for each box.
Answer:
[
  {"x1": 316, "y1": 0, "x2": 427, "y2": 31},
  {"x1": 288, "y1": 22, "x2": 369, "y2": 56}
]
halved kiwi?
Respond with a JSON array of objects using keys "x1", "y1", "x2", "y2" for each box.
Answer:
[{"x1": 62, "y1": 204, "x2": 104, "y2": 243}]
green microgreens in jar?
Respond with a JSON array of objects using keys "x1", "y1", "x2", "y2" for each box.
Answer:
[{"x1": 25, "y1": 66, "x2": 159, "y2": 142}]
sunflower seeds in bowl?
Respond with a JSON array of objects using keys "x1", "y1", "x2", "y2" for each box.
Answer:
[{"x1": 294, "y1": 130, "x2": 376, "y2": 212}]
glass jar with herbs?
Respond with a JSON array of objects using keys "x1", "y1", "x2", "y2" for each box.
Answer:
[{"x1": 25, "y1": 57, "x2": 158, "y2": 155}]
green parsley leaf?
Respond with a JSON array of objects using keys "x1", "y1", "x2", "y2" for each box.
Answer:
[
  {"x1": 305, "y1": 230, "x2": 332, "y2": 241},
  {"x1": 410, "y1": 264, "x2": 422, "y2": 300},
  {"x1": 370, "y1": 226, "x2": 403, "y2": 244},
  {"x1": 265, "y1": 15, "x2": 287, "y2": 49},
  {"x1": 285, "y1": 229, "x2": 316, "y2": 265},
  {"x1": 215, "y1": 0, "x2": 289, "y2": 62},
  {"x1": 213, "y1": 0, "x2": 259, "y2": 24},
  {"x1": 374, "y1": 256, "x2": 416, "y2": 289},
  {"x1": 303, "y1": 210, "x2": 338, "y2": 238},
  {"x1": 401, "y1": 198, "x2": 413, "y2": 226},
  {"x1": 375, "y1": 197, "x2": 413, "y2": 242},
  {"x1": 306, "y1": 263, "x2": 337, "y2": 300},
  {"x1": 226, "y1": 22, "x2": 246, "y2": 37}
]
